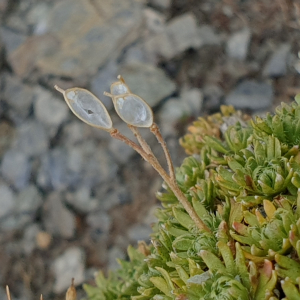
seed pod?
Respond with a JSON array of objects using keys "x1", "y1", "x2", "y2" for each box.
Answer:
[{"x1": 55, "y1": 85, "x2": 113, "y2": 131}]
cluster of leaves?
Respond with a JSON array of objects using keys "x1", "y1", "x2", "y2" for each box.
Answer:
[{"x1": 85, "y1": 96, "x2": 300, "y2": 300}]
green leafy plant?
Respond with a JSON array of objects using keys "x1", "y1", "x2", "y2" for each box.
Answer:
[{"x1": 55, "y1": 79, "x2": 300, "y2": 300}]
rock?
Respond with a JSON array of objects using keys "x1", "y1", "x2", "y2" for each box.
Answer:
[
  {"x1": 226, "y1": 27, "x2": 251, "y2": 60},
  {"x1": 38, "y1": 143, "x2": 117, "y2": 190},
  {"x1": 149, "y1": 0, "x2": 171, "y2": 10},
  {"x1": 90, "y1": 61, "x2": 118, "y2": 110},
  {"x1": 43, "y1": 192, "x2": 76, "y2": 238},
  {"x1": 0, "y1": 0, "x2": 8, "y2": 14},
  {"x1": 87, "y1": 212, "x2": 111, "y2": 233},
  {"x1": 0, "y1": 184, "x2": 15, "y2": 219},
  {"x1": 198, "y1": 25, "x2": 222, "y2": 46},
  {"x1": 2, "y1": 73, "x2": 34, "y2": 123},
  {"x1": 80, "y1": 141, "x2": 118, "y2": 188},
  {"x1": 159, "y1": 97, "x2": 191, "y2": 136},
  {"x1": 119, "y1": 62, "x2": 176, "y2": 107},
  {"x1": 263, "y1": 43, "x2": 291, "y2": 77},
  {"x1": 36, "y1": 231, "x2": 52, "y2": 250},
  {"x1": 180, "y1": 88, "x2": 203, "y2": 117},
  {"x1": 65, "y1": 186, "x2": 98, "y2": 214},
  {"x1": 127, "y1": 224, "x2": 152, "y2": 242},
  {"x1": 203, "y1": 84, "x2": 224, "y2": 112},
  {"x1": 8, "y1": 34, "x2": 60, "y2": 77},
  {"x1": 29, "y1": 0, "x2": 144, "y2": 78},
  {"x1": 16, "y1": 185, "x2": 42, "y2": 216},
  {"x1": 22, "y1": 223, "x2": 40, "y2": 254},
  {"x1": 108, "y1": 246, "x2": 125, "y2": 271},
  {"x1": 144, "y1": 8, "x2": 166, "y2": 34},
  {"x1": 1, "y1": 185, "x2": 42, "y2": 231},
  {"x1": 34, "y1": 87, "x2": 69, "y2": 127},
  {"x1": 144, "y1": 13, "x2": 202, "y2": 60},
  {"x1": 0, "y1": 149, "x2": 31, "y2": 190},
  {"x1": 225, "y1": 80, "x2": 274, "y2": 111},
  {"x1": 95, "y1": 184, "x2": 130, "y2": 211},
  {"x1": 26, "y1": 2, "x2": 52, "y2": 35},
  {"x1": 53, "y1": 246, "x2": 85, "y2": 293},
  {"x1": 14, "y1": 120, "x2": 49, "y2": 157},
  {"x1": 37, "y1": 148, "x2": 69, "y2": 190},
  {"x1": 0, "y1": 26, "x2": 27, "y2": 54}
]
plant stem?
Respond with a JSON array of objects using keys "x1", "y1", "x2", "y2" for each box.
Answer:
[
  {"x1": 110, "y1": 128, "x2": 211, "y2": 233},
  {"x1": 150, "y1": 123, "x2": 176, "y2": 182}
]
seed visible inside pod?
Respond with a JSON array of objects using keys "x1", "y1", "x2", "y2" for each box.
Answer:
[
  {"x1": 113, "y1": 94, "x2": 153, "y2": 127},
  {"x1": 55, "y1": 86, "x2": 113, "y2": 131}
]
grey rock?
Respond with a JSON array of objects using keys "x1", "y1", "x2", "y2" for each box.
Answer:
[
  {"x1": 2, "y1": 73, "x2": 34, "y2": 122},
  {"x1": 108, "y1": 246, "x2": 125, "y2": 271},
  {"x1": 144, "y1": 13, "x2": 202, "y2": 60},
  {"x1": 127, "y1": 224, "x2": 152, "y2": 242},
  {"x1": 95, "y1": 184, "x2": 130, "y2": 211},
  {"x1": 159, "y1": 97, "x2": 191, "y2": 136},
  {"x1": 32, "y1": 0, "x2": 144, "y2": 77},
  {"x1": 1, "y1": 149, "x2": 31, "y2": 190},
  {"x1": 0, "y1": 184, "x2": 16, "y2": 219},
  {"x1": 167, "y1": 13, "x2": 202, "y2": 54},
  {"x1": 8, "y1": 34, "x2": 60, "y2": 77},
  {"x1": 14, "y1": 120, "x2": 48, "y2": 157},
  {"x1": 144, "y1": 8, "x2": 166, "y2": 34},
  {"x1": 120, "y1": 62, "x2": 176, "y2": 107},
  {"x1": 87, "y1": 212, "x2": 111, "y2": 233},
  {"x1": 198, "y1": 25, "x2": 222, "y2": 46},
  {"x1": 90, "y1": 61, "x2": 118, "y2": 110},
  {"x1": 34, "y1": 87, "x2": 69, "y2": 127},
  {"x1": 226, "y1": 27, "x2": 251, "y2": 60},
  {"x1": 80, "y1": 141, "x2": 118, "y2": 188},
  {"x1": 43, "y1": 192, "x2": 76, "y2": 238},
  {"x1": 22, "y1": 223, "x2": 40, "y2": 254},
  {"x1": 38, "y1": 143, "x2": 117, "y2": 190},
  {"x1": 0, "y1": 26, "x2": 27, "y2": 54},
  {"x1": 263, "y1": 44, "x2": 291, "y2": 77},
  {"x1": 203, "y1": 84, "x2": 224, "y2": 111},
  {"x1": 1, "y1": 186, "x2": 42, "y2": 231},
  {"x1": 26, "y1": 2, "x2": 52, "y2": 35},
  {"x1": 65, "y1": 186, "x2": 98, "y2": 214},
  {"x1": 225, "y1": 80, "x2": 273, "y2": 111},
  {"x1": 123, "y1": 44, "x2": 148, "y2": 64},
  {"x1": 37, "y1": 148, "x2": 69, "y2": 190},
  {"x1": 149, "y1": 0, "x2": 171, "y2": 10},
  {"x1": 16, "y1": 185, "x2": 42, "y2": 216},
  {"x1": 53, "y1": 246, "x2": 85, "y2": 293}
]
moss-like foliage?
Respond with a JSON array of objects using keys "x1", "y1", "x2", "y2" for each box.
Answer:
[{"x1": 84, "y1": 97, "x2": 300, "y2": 300}]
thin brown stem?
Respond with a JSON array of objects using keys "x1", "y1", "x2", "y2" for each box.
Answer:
[
  {"x1": 110, "y1": 129, "x2": 149, "y2": 162},
  {"x1": 150, "y1": 123, "x2": 176, "y2": 182},
  {"x1": 128, "y1": 125, "x2": 152, "y2": 155},
  {"x1": 110, "y1": 128, "x2": 211, "y2": 233}
]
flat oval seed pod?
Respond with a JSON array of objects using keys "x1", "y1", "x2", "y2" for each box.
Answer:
[
  {"x1": 56, "y1": 86, "x2": 113, "y2": 131},
  {"x1": 113, "y1": 94, "x2": 153, "y2": 127}
]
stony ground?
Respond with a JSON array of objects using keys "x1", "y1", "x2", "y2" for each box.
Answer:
[{"x1": 0, "y1": 0, "x2": 299, "y2": 299}]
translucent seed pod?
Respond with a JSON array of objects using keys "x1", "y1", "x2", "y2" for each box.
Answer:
[
  {"x1": 55, "y1": 86, "x2": 113, "y2": 131},
  {"x1": 104, "y1": 76, "x2": 154, "y2": 128}
]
